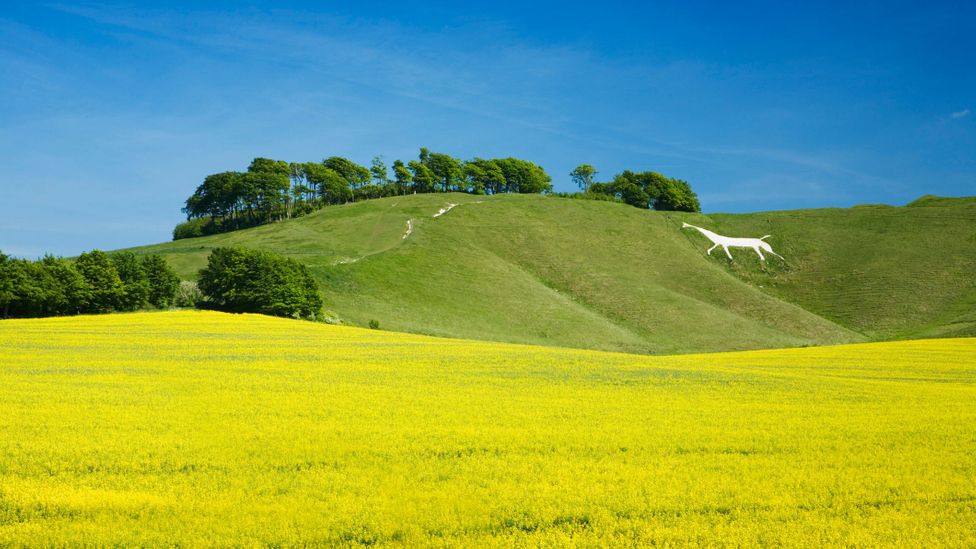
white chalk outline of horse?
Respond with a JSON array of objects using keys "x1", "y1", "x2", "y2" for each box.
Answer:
[{"x1": 681, "y1": 222, "x2": 784, "y2": 261}]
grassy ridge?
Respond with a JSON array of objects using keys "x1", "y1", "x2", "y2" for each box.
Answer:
[
  {"x1": 1, "y1": 312, "x2": 973, "y2": 545},
  {"x1": 129, "y1": 194, "x2": 856, "y2": 353},
  {"x1": 129, "y1": 193, "x2": 975, "y2": 353}
]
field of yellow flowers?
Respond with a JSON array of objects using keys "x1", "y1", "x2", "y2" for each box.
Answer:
[{"x1": 1, "y1": 311, "x2": 974, "y2": 546}]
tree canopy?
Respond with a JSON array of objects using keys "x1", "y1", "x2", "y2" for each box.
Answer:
[
  {"x1": 0, "y1": 250, "x2": 181, "y2": 319},
  {"x1": 570, "y1": 164, "x2": 597, "y2": 191},
  {"x1": 175, "y1": 148, "x2": 556, "y2": 239},
  {"x1": 197, "y1": 247, "x2": 323, "y2": 320},
  {"x1": 576, "y1": 169, "x2": 701, "y2": 212},
  {"x1": 175, "y1": 150, "x2": 700, "y2": 240}
]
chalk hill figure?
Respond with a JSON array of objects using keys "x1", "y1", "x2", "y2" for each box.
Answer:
[{"x1": 681, "y1": 222, "x2": 784, "y2": 261}]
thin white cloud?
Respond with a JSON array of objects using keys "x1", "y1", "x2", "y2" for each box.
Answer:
[{"x1": 951, "y1": 108, "x2": 970, "y2": 119}]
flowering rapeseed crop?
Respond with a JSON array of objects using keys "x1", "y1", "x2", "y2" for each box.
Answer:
[{"x1": 0, "y1": 311, "x2": 973, "y2": 546}]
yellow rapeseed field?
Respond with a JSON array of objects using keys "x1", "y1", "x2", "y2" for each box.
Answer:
[{"x1": 0, "y1": 311, "x2": 974, "y2": 546}]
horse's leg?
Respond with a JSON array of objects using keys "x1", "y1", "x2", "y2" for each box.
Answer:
[
  {"x1": 768, "y1": 249, "x2": 784, "y2": 260},
  {"x1": 754, "y1": 246, "x2": 765, "y2": 261},
  {"x1": 707, "y1": 244, "x2": 718, "y2": 255},
  {"x1": 723, "y1": 246, "x2": 733, "y2": 259}
]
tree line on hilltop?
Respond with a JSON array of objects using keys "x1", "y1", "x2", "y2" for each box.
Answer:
[
  {"x1": 0, "y1": 250, "x2": 183, "y2": 319},
  {"x1": 175, "y1": 148, "x2": 702, "y2": 240},
  {"x1": 562, "y1": 164, "x2": 701, "y2": 212},
  {"x1": 175, "y1": 148, "x2": 553, "y2": 239}
]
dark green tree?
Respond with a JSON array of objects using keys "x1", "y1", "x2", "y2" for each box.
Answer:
[
  {"x1": 608, "y1": 171, "x2": 651, "y2": 209},
  {"x1": 323, "y1": 157, "x2": 370, "y2": 190},
  {"x1": 654, "y1": 177, "x2": 700, "y2": 212},
  {"x1": 0, "y1": 252, "x2": 13, "y2": 318},
  {"x1": 75, "y1": 250, "x2": 124, "y2": 313},
  {"x1": 197, "y1": 247, "x2": 322, "y2": 320},
  {"x1": 248, "y1": 157, "x2": 290, "y2": 177},
  {"x1": 464, "y1": 158, "x2": 506, "y2": 195},
  {"x1": 370, "y1": 156, "x2": 390, "y2": 187},
  {"x1": 111, "y1": 252, "x2": 150, "y2": 312},
  {"x1": 408, "y1": 161, "x2": 436, "y2": 193},
  {"x1": 289, "y1": 162, "x2": 317, "y2": 215},
  {"x1": 142, "y1": 255, "x2": 180, "y2": 308},
  {"x1": 183, "y1": 171, "x2": 243, "y2": 221},
  {"x1": 590, "y1": 170, "x2": 701, "y2": 212},
  {"x1": 494, "y1": 158, "x2": 553, "y2": 193},
  {"x1": 42, "y1": 255, "x2": 92, "y2": 315},
  {"x1": 5, "y1": 259, "x2": 56, "y2": 317},
  {"x1": 425, "y1": 151, "x2": 464, "y2": 192},
  {"x1": 392, "y1": 159, "x2": 412, "y2": 195},
  {"x1": 318, "y1": 167, "x2": 353, "y2": 205}
]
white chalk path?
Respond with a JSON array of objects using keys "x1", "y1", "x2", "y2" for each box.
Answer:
[
  {"x1": 335, "y1": 201, "x2": 478, "y2": 265},
  {"x1": 433, "y1": 203, "x2": 457, "y2": 218}
]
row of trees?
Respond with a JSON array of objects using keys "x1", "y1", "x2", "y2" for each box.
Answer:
[
  {"x1": 568, "y1": 165, "x2": 701, "y2": 212},
  {"x1": 0, "y1": 251, "x2": 181, "y2": 319},
  {"x1": 176, "y1": 149, "x2": 553, "y2": 239}
]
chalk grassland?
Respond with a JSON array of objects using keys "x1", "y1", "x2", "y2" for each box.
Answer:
[
  {"x1": 127, "y1": 193, "x2": 863, "y2": 355},
  {"x1": 127, "y1": 194, "x2": 976, "y2": 354},
  {"x1": 700, "y1": 195, "x2": 976, "y2": 341},
  {"x1": 1, "y1": 312, "x2": 974, "y2": 546}
]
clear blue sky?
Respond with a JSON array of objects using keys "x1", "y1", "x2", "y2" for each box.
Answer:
[{"x1": 1, "y1": 1, "x2": 973, "y2": 257}]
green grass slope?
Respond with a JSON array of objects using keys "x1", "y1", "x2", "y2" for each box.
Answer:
[
  {"x1": 688, "y1": 196, "x2": 976, "y2": 340},
  {"x1": 130, "y1": 193, "x2": 863, "y2": 354}
]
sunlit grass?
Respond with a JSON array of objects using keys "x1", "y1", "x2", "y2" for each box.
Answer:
[{"x1": 1, "y1": 311, "x2": 973, "y2": 545}]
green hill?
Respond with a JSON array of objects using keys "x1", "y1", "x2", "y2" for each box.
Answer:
[
  {"x1": 694, "y1": 196, "x2": 976, "y2": 340},
  {"x1": 126, "y1": 193, "x2": 976, "y2": 354}
]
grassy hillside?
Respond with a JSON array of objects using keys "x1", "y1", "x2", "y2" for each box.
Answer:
[
  {"x1": 129, "y1": 193, "x2": 974, "y2": 353},
  {"x1": 692, "y1": 196, "x2": 976, "y2": 340},
  {"x1": 1, "y1": 312, "x2": 974, "y2": 545},
  {"x1": 131, "y1": 194, "x2": 860, "y2": 354}
]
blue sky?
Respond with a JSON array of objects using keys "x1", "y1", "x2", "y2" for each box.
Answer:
[{"x1": 1, "y1": 1, "x2": 973, "y2": 257}]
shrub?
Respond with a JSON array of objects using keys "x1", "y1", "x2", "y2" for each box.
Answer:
[
  {"x1": 173, "y1": 218, "x2": 216, "y2": 240},
  {"x1": 174, "y1": 280, "x2": 203, "y2": 308}
]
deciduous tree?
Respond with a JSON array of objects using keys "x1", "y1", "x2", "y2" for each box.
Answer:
[
  {"x1": 198, "y1": 247, "x2": 322, "y2": 320},
  {"x1": 570, "y1": 164, "x2": 597, "y2": 191}
]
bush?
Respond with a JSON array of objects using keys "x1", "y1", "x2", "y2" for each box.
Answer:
[
  {"x1": 173, "y1": 280, "x2": 203, "y2": 308},
  {"x1": 197, "y1": 247, "x2": 322, "y2": 320},
  {"x1": 368, "y1": 319, "x2": 380, "y2": 330},
  {"x1": 173, "y1": 217, "x2": 215, "y2": 240}
]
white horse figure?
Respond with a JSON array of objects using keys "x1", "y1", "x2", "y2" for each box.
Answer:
[{"x1": 681, "y1": 222, "x2": 784, "y2": 261}]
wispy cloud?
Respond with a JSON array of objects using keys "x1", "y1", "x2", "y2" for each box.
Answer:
[
  {"x1": 44, "y1": 3, "x2": 877, "y2": 182},
  {"x1": 951, "y1": 108, "x2": 970, "y2": 119},
  {"x1": 4, "y1": 1, "x2": 957, "y2": 257}
]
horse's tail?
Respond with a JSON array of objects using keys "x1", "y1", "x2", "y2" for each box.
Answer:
[
  {"x1": 681, "y1": 222, "x2": 695, "y2": 229},
  {"x1": 759, "y1": 235, "x2": 771, "y2": 241}
]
